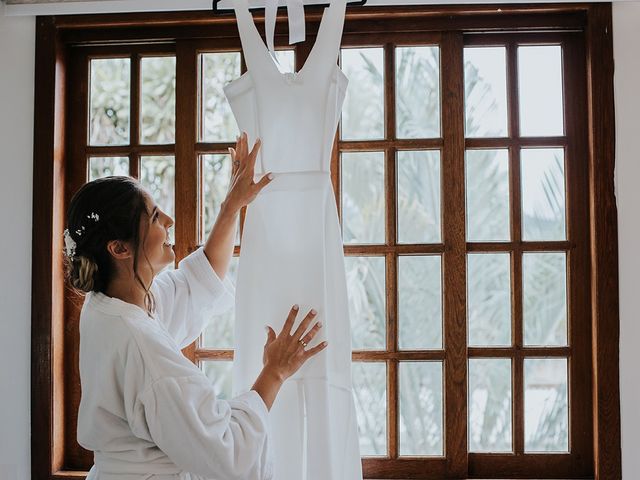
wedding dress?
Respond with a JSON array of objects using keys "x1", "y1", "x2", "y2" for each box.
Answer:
[{"x1": 224, "y1": 0, "x2": 363, "y2": 478}]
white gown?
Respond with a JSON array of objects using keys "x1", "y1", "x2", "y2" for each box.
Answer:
[
  {"x1": 224, "y1": 1, "x2": 363, "y2": 479},
  {"x1": 77, "y1": 248, "x2": 274, "y2": 480}
]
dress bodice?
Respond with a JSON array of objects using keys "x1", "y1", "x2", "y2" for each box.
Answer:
[{"x1": 223, "y1": 0, "x2": 348, "y2": 174}]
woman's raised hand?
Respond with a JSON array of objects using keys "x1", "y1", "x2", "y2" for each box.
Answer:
[
  {"x1": 262, "y1": 305, "x2": 328, "y2": 382},
  {"x1": 224, "y1": 132, "x2": 273, "y2": 213}
]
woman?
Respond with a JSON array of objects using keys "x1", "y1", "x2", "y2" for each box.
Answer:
[{"x1": 66, "y1": 133, "x2": 327, "y2": 479}]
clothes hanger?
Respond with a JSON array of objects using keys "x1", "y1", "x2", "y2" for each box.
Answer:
[{"x1": 212, "y1": 0, "x2": 368, "y2": 15}]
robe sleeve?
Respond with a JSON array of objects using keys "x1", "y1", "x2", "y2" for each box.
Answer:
[
  {"x1": 137, "y1": 374, "x2": 273, "y2": 480},
  {"x1": 151, "y1": 247, "x2": 235, "y2": 348}
]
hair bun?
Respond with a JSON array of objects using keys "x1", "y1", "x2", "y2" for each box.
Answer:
[{"x1": 71, "y1": 255, "x2": 99, "y2": 292}]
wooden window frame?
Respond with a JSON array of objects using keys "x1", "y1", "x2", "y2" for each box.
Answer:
[{"x1": 31, "y1": 3, "x2": 621, "y2": 479}]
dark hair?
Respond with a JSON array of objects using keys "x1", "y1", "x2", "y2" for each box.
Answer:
[{"x1": 65, "y1": 176, "x2": 156, "y2": 315}]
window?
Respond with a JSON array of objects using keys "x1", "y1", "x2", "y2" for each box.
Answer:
[{"x1": 32, "y1": 5, "x2": 620, "y2": 480}]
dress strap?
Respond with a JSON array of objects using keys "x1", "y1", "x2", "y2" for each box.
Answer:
[
  {"x1": 232, "y1": 0, "x2": 275, "y2": 73},
  {"x1": 233, "y1": 0, "x2": 347, "y2": 75},
  {"x1": 265, "y1": 0, "x2": 306, "y2": 58},
  {"x1": 303, "y1": 0, "x2": 348, "y2": 74},
  {"x1": 233, "y1": 0, "x2": 306, "y2": 70}
]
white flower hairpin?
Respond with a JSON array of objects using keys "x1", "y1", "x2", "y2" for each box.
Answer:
[
  {"x1": 63, "y1": 211, "x2": 100, "y2": 259},
  {"x1": 63, "y1": 229, "x2": 77, "y2": 259}
]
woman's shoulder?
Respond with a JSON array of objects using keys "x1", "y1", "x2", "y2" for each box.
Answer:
[
  {"x1": 80, "y1": 292, "x2": 168, "y2": 364},
  {"x1": 80, "y1": 291, "x2": 201, "y2": 383},
  {"x1": 80, "y1": 291, "x2": 160, "y2": 338}
]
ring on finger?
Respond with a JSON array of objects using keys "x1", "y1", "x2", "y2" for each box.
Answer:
[{"x1": 298, "y1": 339, "x2": 308, "y2": 348}]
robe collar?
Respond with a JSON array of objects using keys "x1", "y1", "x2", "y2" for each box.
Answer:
[{"x1": 86, "y1": 291, "x2": 155, "y2": 320}]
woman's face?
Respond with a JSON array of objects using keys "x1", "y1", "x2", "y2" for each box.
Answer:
[{"x1": 139, "y1": 191, "x2": 175, "y2": 273}]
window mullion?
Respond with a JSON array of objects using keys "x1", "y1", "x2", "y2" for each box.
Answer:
[
  {"x1": 386, "y1": 246, "x2": 399, "y2": 459},
  {"x1": 130, "y1": 53, "x2": 140, "y2": 150},
  {"x1": 175, "y1": 40, "x2": 200, "y2": 363},
  {"x1": 440, "y1": 31, "x2": 468, "y2": 478},
  {"x1": 505, "y1": 39, "x2": 526, "y2": 456},
  {"x1": 384, "y1": 41, "x2": 400, "y2": 460},
  {"x1": 562, "y1": 33, "x2": 594, "y2": 474},
  {"x1": 175, "y1": 40, "x2": 199, "y2": 258}
]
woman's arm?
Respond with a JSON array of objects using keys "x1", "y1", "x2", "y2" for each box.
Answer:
[
  {"x1": 204, "y1": 132, "x2": 272, "y2": 279},
  {"x1": 204, "y1": 201, "x2": 239, "y2": 281},
  {"x1": 135, "y1": 299, "x2": 327, "y2": 480},
  {"x1": 151, "y1": 246, "x2": 235, "y2": 348}
]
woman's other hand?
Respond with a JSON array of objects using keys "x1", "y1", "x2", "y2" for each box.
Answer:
[
  {"x1": 251, "y1": 305, "x2": 328, "y2": 410},
  {"x1": 223, "y1": 132, "x2": 273, "y2": 213},
  {"x1": 262, "y1": 305, "x2": 327, "y2": 380}
]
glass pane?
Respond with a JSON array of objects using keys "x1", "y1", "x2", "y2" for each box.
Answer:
[
  {"x1": 201, "y1": 52, "x2": 241, "y2": 142},
  {"x1": 397, "y1": 150, "x2": 441, "y2": 244},
  {"x1": 396, "y1": 46, "x2": 440, "y2": 139},
  {"x1": 201, "y1": 257, "x2": 239, "y2": 349},
  {"x1": 521, "y1": 148, "x2": 567, "y2": 241},
  {"x1": 398, "y1": 256, "x2": 442, "y2": 350},
  {"x1": 466, "y1": 149, "x2": 510, "y2": 242},
  {"x1": 353, "y1": 362, "x2": 387, "y2": 456},
  {"x1": 467, "y1": 253, "x2": 511, "y2": 346},
  {"x1": 524, "y1": 358, "x2": 569, "y2": 452},
  {"x1": 140, "y1": 56, "x2": 176, "y2": 145},
  {"x1": 201, "y1": 361, "x2": 233, "y2": 400},
  {"x1": 464, "y1": 47, "x2": 508, "y2": 138},
  {"x1": 202, "y1": 154, "x2": 240, "y2": 245},
  {"x1": 341, "y1": 48, "x2": 385, "y2": 140},
  {"x1": 518, "y1": 45, "x2": 564, "y2": 136},
  {"x1": 399, "y1": 361, "x2": 443, "y2": 456},
  {"x1": 345, "y1": 256, "x2": 386, "y2": 350},
  {"x1": 88, "y1": 156, "x2": 129, "y2": 181},
  {"x1": 342, "y1": 152, "x2": 385, "y2": 244},
  {"x1": 469, "y1": 358, "x2": 512, "y2": 452},
  {"x1": 523, "y1": 252, "x2": 567, "y2": 346},
  {"x1": 140, "y1": 155, "x2": 175, "y2": 243},
  {"x1": 89, "y1": 58, "x2": 130, "y2": 146},
  {"x1": 274, "y1": 49, "x2": 295, "y2": 73},
  {"x1": 202, "y1": 154, "x2": 231, "y2": 239}
]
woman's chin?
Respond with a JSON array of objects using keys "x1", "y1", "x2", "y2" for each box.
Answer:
[{"x1": 159, "y1": 244, "x2": 175, "y2": 265}]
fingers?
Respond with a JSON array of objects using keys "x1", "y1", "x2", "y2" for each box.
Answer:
[
  {"x1": 254, "y1": 172, "x2": 274, "y2": 192},
  {"x1": 233, "y1": 132, "x2": 262, "y2": 179},
  {"x1": 292, "y1": 309, "x2": 317, "y2": 340},
  {"x1": 247, "y1": 137, "x2": 261, "y2": 174},
  {"x1": 235, "y1": 132, "x2": 247, "y2": 161},
  {"x1": 299, "y1": 321, "x2": 323, "y2": 346},
  {"x1": 230, "y1": 134, "x2": 245, "y2": 173},
  {"x1": 281, "y1": 304, "x2": 300, "y2": 336},
  {"x1": 303, "y1": 340, "x2": 328, "y2": 359},
  {"x1": 264, "y1": 326, "x2": 276, "y2": 346},
  {"x1": 248, "y1": 137, "x2": 261, "y2": 160},
  {"x1": 228, "y1": 147, "x2": 239, "y2": 176}
]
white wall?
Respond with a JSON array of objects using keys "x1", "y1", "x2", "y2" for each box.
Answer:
[
  {"x1": 613, "y1": 2, "x2": 640, "y2": 479},
  {"x1": 0, "y1": 3, "x2": 638, "y2": 479},
  {"x1": 0, "y1": 7, "x2": 35, "y2": 480}
]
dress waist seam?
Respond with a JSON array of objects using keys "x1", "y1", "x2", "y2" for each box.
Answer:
[
  {"x1": 254, "y1": 171, "x2": 332, "y2": 193},
  {"x1": 287, "y1": 376, "x2": 354, "y2": 393}
]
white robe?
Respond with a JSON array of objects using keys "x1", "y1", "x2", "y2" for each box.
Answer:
[{"x1": 77, "y1": 247, "x2": 273, "y2": 480}]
